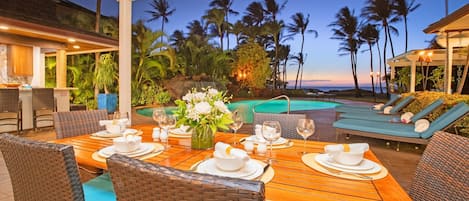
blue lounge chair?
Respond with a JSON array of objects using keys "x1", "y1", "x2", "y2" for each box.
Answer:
[
  {"x1": 335, "y1": 94, "x2": 401, "y2": 113},
  {"x1": 333, "y1": 102, "x2": 469, "y2": 145},
  {"x1": 338, "y1": 98, "x2": 444, "y2": 123}
]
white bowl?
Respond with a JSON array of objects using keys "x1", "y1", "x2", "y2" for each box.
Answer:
[
  {"x1": 113, "y1": 136, "x2": 142, "y2": 153},
  {"x1": 106, "y1": 124, "x2": 125, "y2": 134},
  {"x1": 213, "y1": 151, "x2": 246, "y2": 172},
  {"x1": 329, "y1": 151, "x2": 364, "y2": 166}
]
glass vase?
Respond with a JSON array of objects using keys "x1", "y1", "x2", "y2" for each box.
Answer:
[{"x1": 191, "y1": 125, "x2": 214, "y2": 149}]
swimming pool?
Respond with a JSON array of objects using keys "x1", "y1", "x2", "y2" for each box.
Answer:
[{"x1": 136, "y1": 100, "x2": 340, "y2": 123}]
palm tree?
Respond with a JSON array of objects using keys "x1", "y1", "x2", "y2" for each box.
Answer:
[
  {"x1": 359, "y1": 24, "x2": 379, "y2": 97},
  {"x1": 278, "y1": 44, "x2": 291, "y2": 88},
  {"x1": 263, "y1": 20, "x2": 285, "y2": 89},
  {"x1": 330, "y1": 7, "x2": 362, "y2": 97},
  {"x1": 209, "y1": 0, "x2": 238, "y2": 50},
  {"x1": 204, "y1": 8, "x2": 227, "y2": 50},
  {"x1": 263, "y1": 0, "x2": 287, "y2": 22},
  {"x1": 362, "y1": 0, "x2": 400, "y2": 96},
  {"x1": 244, "y1": 2, "x2": 265, "y2": 27},
  {"x1": 146, "y1": 0, "x2": 176, "y2": 42},
  {"x1": 287, "y1": 12, "x2": 318, "y2": 89},
  {"x1": 231, "y1": 20, "x2": 245, "y2": 46},
  {"x1": 393, "y1": 0, "x2": 420, "y2": 52}
]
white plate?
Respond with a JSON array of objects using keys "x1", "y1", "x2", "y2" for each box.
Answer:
[
  {"x1": 245, "y1": 135, "x2": 288, "y2": 146},
  {"x1": 92, "y1": 128, "x2": 140, "y2": 138},
  {"x1": 196, "y1": 159, "x2": 263, "y2": 180},
  {"x1": 323, "y1": 155, "x2": 375, "y2": 170},
  {"x1": 169, "y1": 128, "x2": 192, "y2": 135},
  {"x1": 315, "y1": 154, "x2": 381, "y2": 174},
  {"x1": 98, "y1": 143, "x2": 155, "y2": 158}
]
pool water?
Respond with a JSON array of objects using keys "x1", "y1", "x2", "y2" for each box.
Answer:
[
  {"x1": 227, "y1": 100, "x2": 340, "y2": 123},
  {"x1": 136, "y1": 100, "x2": 340, "y2": 123}
]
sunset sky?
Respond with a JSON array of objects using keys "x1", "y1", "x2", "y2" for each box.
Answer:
[{"x1": 74, "y1": 0, "x2": 468, "y2": 87}]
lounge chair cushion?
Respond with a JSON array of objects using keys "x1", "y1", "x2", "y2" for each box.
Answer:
[
  {"x1": 334, "y1": 102, "x2": 469, "y2": 139},
  {"x1": 335, "y1": 94, "x2": 401, "y2": 113},
  {"x1": 83, "y1": 173, "x2": 116, "y2": 201},
  {"x1": 333, "y1": 118, "x2": 421, "y2": 138},
  {"x1": 338, "y1": 98, "x2": 444, "y2": 123}
]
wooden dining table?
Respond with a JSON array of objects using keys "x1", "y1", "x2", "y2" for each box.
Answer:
[{"x1": 51, "y1": 124, "x2": 411, "y2": 201}]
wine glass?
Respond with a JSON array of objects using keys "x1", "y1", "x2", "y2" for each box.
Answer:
[
  {"x1": 159, "y1": 114, "x2": 176, "y2": 149},
  {"x1": 296, "y1": 119, "x2": 315, "y2": 155},
  {"x1": 229, "y1": 110, "x2": 244, "y2": 145},
  {"x1": 262, "y1": 121, "x2": 281, "y2": 164},
  {"x1": 152, "y1": 108, "x2": 166, "y2": 126}
]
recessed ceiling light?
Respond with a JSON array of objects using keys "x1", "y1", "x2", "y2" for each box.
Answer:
[
  {"x1": 0, "y1": 26, "x2": 9, "y2": 30},
  {"x1": 68, "y1": 38, "x2": 76, "y2": 42},
  {"x1": 72, "y1": 45, "x2": 80, "y2": 49}
]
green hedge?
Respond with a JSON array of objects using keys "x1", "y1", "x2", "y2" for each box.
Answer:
[{"x1": 400, "y1": 91, "x2": 469, "y2": 137}]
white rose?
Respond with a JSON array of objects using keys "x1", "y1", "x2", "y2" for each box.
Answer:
[
  {"x1": 195, "y1": 102, "x2": 211, "y2": 114},
  {"x1": 208, "y1": 88, "x2": 218, "y2": 96},
  {"x1": 214, "y1": 100, "x2": 230, "y2": 113},
  {"x1": 193, "y1": 92, "x2": 206, "y2": 101},
  {"x1": 182, "y1": 93, "x2": 193, "y2": 102}
]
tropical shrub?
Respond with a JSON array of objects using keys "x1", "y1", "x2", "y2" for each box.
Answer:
[{"x1": 232, "y1": 42, "x2": 271, "y2": 89}]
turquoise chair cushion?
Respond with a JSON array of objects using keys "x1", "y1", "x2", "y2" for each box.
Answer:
[
  {"x1": 389, "y1": 96, "x2": 414, "y2": 114},
  {"x1": 333, "y1": 118, "x2": 421, "y2": 138},
  {"x1": 334, "y1": 102, "x2": 469, "y2": 139},
  {"x1": 410, "y1": 99, "x2": 444, "y2": 122},
  {"x1": 339, "y1": 112, "x2": 399, "y2": 122},
  {"x1": 335, "y1": 95, "x2": 403, "y2": 113},
  {"x1": 83, "y1": 173, "x2": 116, "y2": 201},
  {"x1": 339, "y1": 98, "x2": 444, "y2": 123}
]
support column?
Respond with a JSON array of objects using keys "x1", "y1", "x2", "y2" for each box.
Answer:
[
  {"x1": 410, "y1": 60, "x2": 416, "y2": 93},
  {"x1": 119, "y1": 0, "x2": 132, "y2": 123},
  {"x1": 56, "y1": 49, "x2": 67, "y2": 88},
  {"x1": 31, "y1": 46, "x2": 45, "y2": 87},
  {"x1": 389, "y1": 63, "x2": 395, "y2": 93},
  {"x1": 445, "y1": 44, "x2": 453, "y2": 94}
]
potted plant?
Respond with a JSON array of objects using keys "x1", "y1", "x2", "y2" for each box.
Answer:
[{"x1": 95, "y1": 53, "x2": 118, "y2": 113}]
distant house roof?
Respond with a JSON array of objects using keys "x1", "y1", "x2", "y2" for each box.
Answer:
[
  {"x1": 424, "y1": 4, "x2": 469, "y2": 33},
  {"x1": 0, "y1": 0, "x2": 118, "y2": 54}
]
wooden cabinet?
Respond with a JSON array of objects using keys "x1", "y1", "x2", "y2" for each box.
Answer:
[{"x1": 7, "y1": 45, "x2": 33, "y2": 76}]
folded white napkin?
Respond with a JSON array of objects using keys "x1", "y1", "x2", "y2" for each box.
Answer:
[
  {"x1": 383, "y1": 106, "x2": 393, "y2": 114},
  {"x1": 414, "y1": 119, "x2": 430, "y2": 133},
  {"x1": 400, "y1": 112, "x2": 414, "y2": 124},
  {"x1": 214, "y1": 142, "x2": 250, "y2": 161},
  {"x1": 373, "y1": 103, "x2": 384, "y2": 110},
  {"x1": 324, "y1": 143, "x2": 369, "y2": 153}
]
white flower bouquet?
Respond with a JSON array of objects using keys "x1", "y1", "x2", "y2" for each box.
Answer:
[{"x1": 174, "y1": 87, "x2": 233, "y2": 149}]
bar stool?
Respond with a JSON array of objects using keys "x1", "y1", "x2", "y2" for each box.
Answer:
[
  {"x1": 32, "y1": 88, "x2": 56, "y2": 131},
  {"x1": 0, "y1": 88, "x2": 22, "y2": 134}
]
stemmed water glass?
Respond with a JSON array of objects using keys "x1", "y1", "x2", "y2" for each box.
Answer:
[
  {"x1": 229, "y1": 110, "x2": 244, "y2": 145},
  {"x1": 158, "y1": 114, "x2": 176, "y2": 149},
  {"x1": 152, "y1": 108, "x2": 166, "y2": 126},
  {"x1": 262, "y1": 121, "x2": 281, "y2": 164},
  {"x1": 296, "y1": 118, "x2": 315, "y2": 155}
]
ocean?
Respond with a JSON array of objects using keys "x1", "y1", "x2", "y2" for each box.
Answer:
[{"x1": 286, "y1": 85, "x2": 387, "y2": 92}]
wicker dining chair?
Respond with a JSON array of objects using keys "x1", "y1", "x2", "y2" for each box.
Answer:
[
  {"x1": 53, "y1": 109, "x2": 108, "y2": 139},
  {"x1": 409, "y1": 131, "x2": 469, "y2": 201},
  {"x1": 107, "y1": 154, "x2": 265, "y2": 201},
  {"x1": 253, "y1": 112, "x2": 307, "y2": 139},
  {"x1": 0, "y1": 88, "x2": 22, "y2": 134},
  {"x1": 32, "y1": 88, "x2": 56, "y2": 130},
  {"x1": 0, "y1": 133, "x2": 115, "y2": 201}
]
